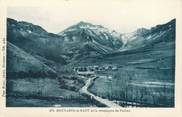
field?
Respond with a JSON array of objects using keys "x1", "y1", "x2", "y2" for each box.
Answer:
[
  {"x1": 6, "y1": 77, "x2": 98, "y2": 107},
  {"x1": 88, "y1": 42, "x2": 175, "y2": 107},
  {"x1": 89, "y1": 67, "x2": 174, "y2": 107}
]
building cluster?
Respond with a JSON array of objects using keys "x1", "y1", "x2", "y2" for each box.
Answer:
[{"x1": 73, "y1": 65, "x2": 118, "y2": 76}]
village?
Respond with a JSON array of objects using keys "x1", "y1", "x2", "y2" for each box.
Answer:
[{"x1": 72, "y1": 65, "x2": 118, "y2": 76}]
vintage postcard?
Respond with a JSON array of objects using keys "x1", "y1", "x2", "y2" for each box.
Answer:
[{"x1": 0, "y1": 0, "x2": 182, "y2": 117}]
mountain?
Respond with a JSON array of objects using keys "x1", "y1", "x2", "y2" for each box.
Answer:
[
  {"x1": 73, "y1": 19, "x2": 175, "y2": 67},
  {"x1": 7, "y1": 18, "x2": 68, "y2": 67},
  {"x1": 7, "y1": 42, "x2": 57, "y2": 78},
  {"x1": 58, "y1": 21, "x2": 123, "y2": 55},
  {"x1": 7, "y1": 19, "x2": 124, "y2": 69},
  {"x1": 121, "y1": 28, "x2": 149, "y2": 44},
  {"x1": 7, "y1": 18, "x2": 175, "y2": 70},
  {"x1": 121, "y1": 19, "x2": 175, "y2": 51}
]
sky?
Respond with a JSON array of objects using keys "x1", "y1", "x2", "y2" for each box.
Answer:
[{"x1": 7, "y1": 0, "x2": 178, "y2": 34}]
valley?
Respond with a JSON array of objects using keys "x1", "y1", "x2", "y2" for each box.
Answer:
[{"x1": 6, "y1": 18, "x2": 175, "y2": 107}]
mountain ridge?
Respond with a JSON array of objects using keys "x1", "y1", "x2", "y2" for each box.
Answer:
[{"x1": 7, "y1": 18, "x2": 175, "y2": 71}]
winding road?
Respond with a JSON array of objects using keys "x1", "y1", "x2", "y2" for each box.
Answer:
[{"x1": 79, "y1": 76, "x2": 121, "y2": 107}]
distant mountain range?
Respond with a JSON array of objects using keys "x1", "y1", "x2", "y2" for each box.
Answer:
[{"x1": 7, "y1": 18, "x2": 175, "y2": 77}]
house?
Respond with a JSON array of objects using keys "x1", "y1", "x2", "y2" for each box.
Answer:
[
  {"x1": 112, "y1": 66, "x2": 118, "y2": 70},
  {"x1": 77, "y1": 71, "x2": 95, "y2": 77}
]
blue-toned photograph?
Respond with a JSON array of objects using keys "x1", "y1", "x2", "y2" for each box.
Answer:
[{"x1": 6, "y1": 5, "x2": 175, "y2": 107}]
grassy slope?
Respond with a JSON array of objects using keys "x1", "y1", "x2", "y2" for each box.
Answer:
[{"x1": 88, "y1": 37, "x2": 175, "y2": 107}]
